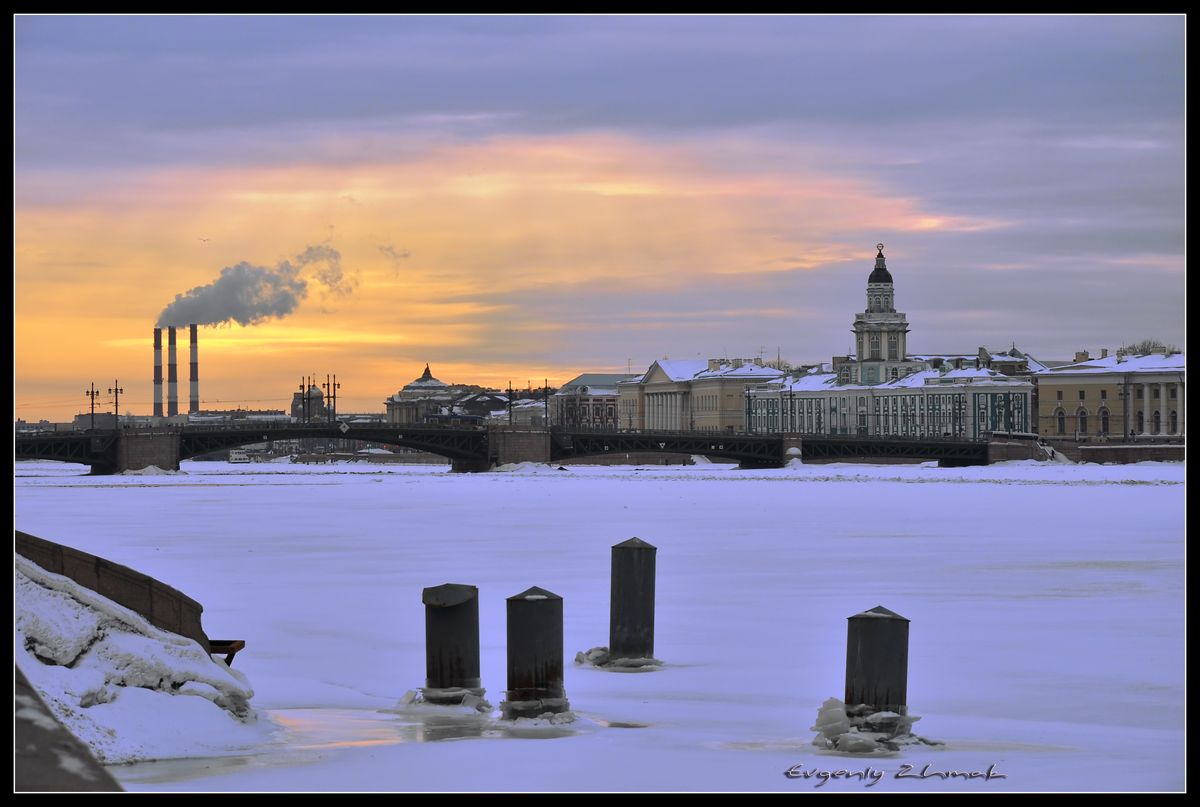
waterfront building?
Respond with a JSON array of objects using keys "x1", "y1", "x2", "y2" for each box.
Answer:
[
  {"x1": 1035, "y1": 350, "x2": 1185, "y2": 439},
  {"x1": 746, "y1": 245, "x2": 1034, "y2": 437},
  {"x1": 618, "y1": 358, "x2": 784, "y2": 432}
]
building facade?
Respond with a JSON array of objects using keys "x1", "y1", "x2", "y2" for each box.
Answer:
[
  {"x1": 746, "y1": 245, "x2": 1033, "y2": 438},
  {"x1": 618, "y1": 359, "x2": 784, "y2": 432},
  {"x1": 553, "y1": 373, "x2": 637, "y2": 430},
  {"x1": 748, "y1": 368, "x2": 1032, "y2": 439},
  {"x1": 1035, "y1": 351, "x2": 1185, "y2": 439},
  {"x1": 384, "y1": 365, "x2": 455, "y2": 425}
]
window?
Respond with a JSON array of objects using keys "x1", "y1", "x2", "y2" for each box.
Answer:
[
  {"x1": 1170, "y1": 386, "x2": 1178, "y2": 399},
  {"x1": 1170, "y1": 410, "x2": 1177, "y2": 433},
  {"x1": 1100, "y1": 389, "x2": 1107, "y2": 401},
  {"x1": 1077, "y1": 409, "x2": 1088, "y2": 435},
  {"x1": 890, "y1": 368, "x2": 899, "y2": 380},
  {"x1": 1056, "y1": 390, "x2": 1063, "y2": 401},
  {"x1": 1100, "y1": 408, "x2": 1109, "y2": 435},
  {"x1": 1078, "y1": 390, "x2": 1086, "y2": 401},
  {"x1": 1136, "y1": 387, "x2": 1143, "y2": 399},
  {"x1": 1056, "y1": 409, "x2": 1066, "y2": 434}
]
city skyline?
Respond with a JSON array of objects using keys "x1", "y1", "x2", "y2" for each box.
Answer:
[{"x1": 15, "y1": 15, "x2": 1185, "y2": 421}]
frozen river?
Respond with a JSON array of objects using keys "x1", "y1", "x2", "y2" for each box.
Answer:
[{"x1": 14, "y1": 459, "x2": 1186, "y2": 792}]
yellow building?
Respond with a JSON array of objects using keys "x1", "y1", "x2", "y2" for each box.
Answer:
[
  {"x1": 1035, "y1": 350, "x2": 1185, "y2": 440},
  {"x1": 617, "y1": 359, "x2": 784, "y2": 432}
]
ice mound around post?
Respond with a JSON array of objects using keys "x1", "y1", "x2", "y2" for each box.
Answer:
[
  {"x1": 15, "y1": 554, "x2": 271, "y2": 764},
  {"x1": 574, "y1": 646, "x2": 663, "y2": 671},
  {"x1": 394, "y1": 688, "x2": 492, "y2": 714},
  {"x1": 810, "y1": 697, "x2": 941, "y2": 754}
]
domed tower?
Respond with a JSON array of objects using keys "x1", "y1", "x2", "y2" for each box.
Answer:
[{"x1": 852, "y1": 244, "x2": 910, "y2": 385}]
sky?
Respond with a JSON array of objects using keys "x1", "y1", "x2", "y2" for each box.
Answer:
[{"x1": 14, "y1": 15, "x2": 1185, "y2": 421}]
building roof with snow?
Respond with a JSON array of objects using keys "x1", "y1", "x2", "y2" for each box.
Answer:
[
  {"x1": 556, "y1": 373, "x2": 640, "y2": 397},
  {"x1": 651, "y1": 359, "x2": 711, "y2": 382},
  {"x1": 404, "y1": 364, "x2": 449, "y2": 389},
  {"x1": 1037, "y1": 352, "x2": 1185, "y2": 376},
  {"x1": 693, "y1": 362, "x2": 785, "y2": 381}
]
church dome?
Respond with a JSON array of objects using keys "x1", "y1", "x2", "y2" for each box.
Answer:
[{"x1": 868, "y1": 244, "x2": 893, "y2": 284}]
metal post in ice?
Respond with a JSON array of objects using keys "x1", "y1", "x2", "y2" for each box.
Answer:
[
  {"x1": 421, "y1": 583, "x2": 482, "y2": 704},
  {"x1": 502, "y1": 586, "x2": 569, "y2": 719},
  {"x1": 845, "y1": 605, "x2": 909, "y2": 715},
  {"x1": 609, "y1": 537, "x2": 656, "y2": 661}
]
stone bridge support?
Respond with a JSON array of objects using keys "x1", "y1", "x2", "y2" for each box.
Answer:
[
  {"x1": 488, "y1": 426, "x2": 552, "y2": 468},
  {"x1": 115, "y1": 431, "x2": 181, "y2": 472}
]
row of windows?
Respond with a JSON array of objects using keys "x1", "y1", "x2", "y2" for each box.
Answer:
[
  {"x1": 863, "y1": 333, "x2": 901, "y2": 361},
  {"x1": 1054, "y1": 386, "x2": 1180, "y2": 401},
  {"x1": 748, "y1": 392, "x2": 1011, "y2": 436},
  {"x1": 1057, "y1": 389, "x2": 1109, "y2": 401},
  {"x1": 1053, "y1": 408, "x2": 1179, "y2": 435}
]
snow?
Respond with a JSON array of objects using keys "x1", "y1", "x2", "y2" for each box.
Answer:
[
  {"x1": 1040, "y1": 352, "x2": 1185, "y2": 375},
  {"x1": 13, "y1": 459, "x2": 1184, "y2": 791},
  {"x1": 15, "y1": 554, "x2": 271, "y2": 765}
]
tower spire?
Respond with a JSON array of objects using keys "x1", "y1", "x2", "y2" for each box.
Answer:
[{"x1": 868, "y1": 242, "x2": 893, "y2": 285}]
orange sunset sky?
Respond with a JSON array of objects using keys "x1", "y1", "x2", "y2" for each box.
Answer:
[{"x1": 15, "y1": 16, "x2": 1184, "y2": 421}]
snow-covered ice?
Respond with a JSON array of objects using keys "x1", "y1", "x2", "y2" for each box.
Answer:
[{"x1": 13, "y1": 458, "x2": 1185, "y2": 791}]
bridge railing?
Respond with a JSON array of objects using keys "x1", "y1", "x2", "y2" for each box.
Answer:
[{"x1": 558, "y1": 426, "x2": 987, "y2": 443}]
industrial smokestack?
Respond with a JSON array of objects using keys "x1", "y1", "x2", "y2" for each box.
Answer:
[
  {"x1": 189, "y1": 324, "x2": 199, "y2": 415},
  {"x1": 153, "y1": 328, "x2": 163, "y2": 418},
  {"x1": 167, "y1": 326, "x2": 179, "y2": 417}
]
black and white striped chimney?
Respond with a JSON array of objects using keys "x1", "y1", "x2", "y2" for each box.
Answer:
[
  {"x1": 153, "y1": 327, "x2": 163, "y2": 417},
  {"x1": 189, "y1": 324, "x2": 199, "y2": 415},
  {"x1": 167, "y1": 326, "x2": 179, "y2": 417}
]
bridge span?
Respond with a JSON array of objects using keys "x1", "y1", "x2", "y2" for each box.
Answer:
[{"x1": 16, "y1": 423, "x2": 1025, "y2": 474}]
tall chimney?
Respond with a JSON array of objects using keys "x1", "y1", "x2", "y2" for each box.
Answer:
[
  {"x1": 189, "y1": 324, "x2": 199, "y2": 415},
  {"x1": 153, "y1": 328, "x2": 163, "y2": 418},
  {"x1": 167, "y1": 326, "x2": 178, "y2": 417}
]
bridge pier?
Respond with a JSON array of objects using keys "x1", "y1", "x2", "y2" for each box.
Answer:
[
  {"x1": 115, "y1": 431, "x2": 180, "y2": 473},
  {"x1": 451, "y1": 458, "x2": 493, "y2": 473},
  {"x1": 937, "y1": 458, "x2": 976, "y2": 468},
  {"x1": 488, "y1": 426, "x2": 552, "y2": 468},
  {"x1": 738, "y1": 458, "x2": 786, "y2": 469}
]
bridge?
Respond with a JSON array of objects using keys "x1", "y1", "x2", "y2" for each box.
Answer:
[{"x1": 16, "y1": 423, "x2": 1016, "y2": 474}]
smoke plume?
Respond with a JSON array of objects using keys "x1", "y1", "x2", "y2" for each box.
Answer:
[{"x1": 157, "y1": 245, "x2": 351, "y2": 327}]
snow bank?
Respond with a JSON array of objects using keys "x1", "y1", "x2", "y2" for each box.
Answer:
[
  {"x1": 15, "y1": 555, "x2": 273, "y2": 764},
  {"x1": 492, "y1": 461, "x2": 565, "y2": 474},
  {"x1": 119, "y1": 465, "x2": 180, "y2": 476}
]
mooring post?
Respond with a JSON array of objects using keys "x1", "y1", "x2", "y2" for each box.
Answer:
[
  {"x1": 421, "y1": 583, "x2": 482, "y2": 704},
  {"x1": 502, "y1": 586, "x2": 569, "y2": 719},
  {"x1": 609, "y1": 537, "x2": 656, "y2": 661},
  {"x1": 845, "y1": 605, "x2": 909, "y2": 715}
]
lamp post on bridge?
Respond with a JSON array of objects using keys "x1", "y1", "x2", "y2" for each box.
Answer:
[
  {"x1": 322, "y1": 374, "x2": 340, "y2": 424},
  {"x1": 108, "y1": 380, "x2": 124, "y2": 427},
  {"x1": 85, "y1": 382, "x2": 100, "y2": 431}
]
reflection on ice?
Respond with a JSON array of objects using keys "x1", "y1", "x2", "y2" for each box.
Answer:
[{"x1": 114, "y1": 706, "x2": 596, "y2": 786}]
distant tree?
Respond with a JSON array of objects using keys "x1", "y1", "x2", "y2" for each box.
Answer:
[{"x1": 1121, "y1": 339, "x2": 1179, "y2": 356}]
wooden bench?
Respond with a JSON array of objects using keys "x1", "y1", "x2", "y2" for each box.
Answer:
[{"x1": 208, "y1": 640, "x2": 246, "y2": 666}]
